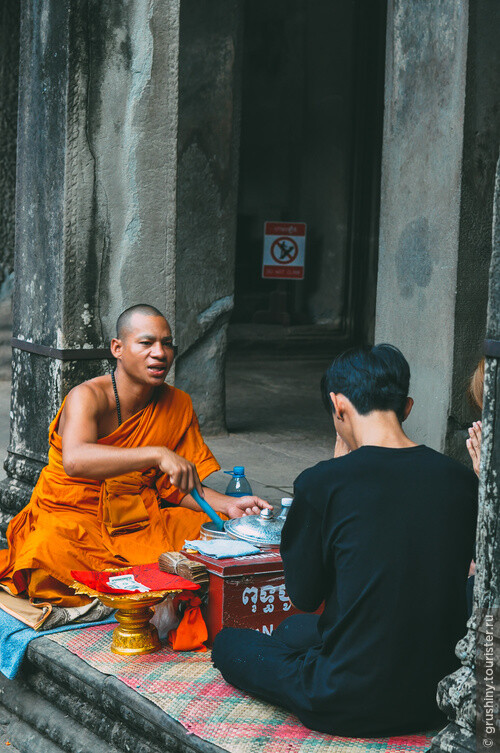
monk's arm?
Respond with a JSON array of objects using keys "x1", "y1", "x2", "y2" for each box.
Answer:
[
  {"x1": 180, "y1": 487, "x2": 272, "y2": 518},
  {"x1": 61, "y1": 385, "x2": 203, "y2": 494}
]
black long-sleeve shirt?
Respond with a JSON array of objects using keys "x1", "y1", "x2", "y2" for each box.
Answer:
[{"x1": 280, "y1": 444, "x2": 477, "y2": 735}]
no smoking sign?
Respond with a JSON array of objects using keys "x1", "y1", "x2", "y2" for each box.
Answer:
[{"x1": 262, "y1": 222, "x2": 306, "y2": 280}]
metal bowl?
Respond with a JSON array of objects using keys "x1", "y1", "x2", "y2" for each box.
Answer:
[{"x1": 200, "y1": 521, "x2": 230, "y2": 540}]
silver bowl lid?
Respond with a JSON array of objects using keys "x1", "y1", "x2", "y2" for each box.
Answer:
[{"x1": 224, "y1": 507, "x2": 283, "y2": 546}]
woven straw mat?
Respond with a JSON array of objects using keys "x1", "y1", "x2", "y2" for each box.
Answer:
[{"x1": 47, "y1": 625, "x2": 435, "y2": 753}]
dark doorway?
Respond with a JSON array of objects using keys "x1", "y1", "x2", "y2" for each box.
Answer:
[
  {"x1": 224, "y1": 0, "x2": 386, "y2": 446},
  {"x1": 231, "y1": 0, "x2": 386, "y2": 349}
]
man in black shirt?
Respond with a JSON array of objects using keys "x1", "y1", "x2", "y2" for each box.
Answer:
[{"x1": 212, "y1": 344, "x2": 477, "y2": 736}]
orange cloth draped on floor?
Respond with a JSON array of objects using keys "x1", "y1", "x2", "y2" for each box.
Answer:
[{"x1": 0, "y1": 385, "x2": 220, "y2": 606}]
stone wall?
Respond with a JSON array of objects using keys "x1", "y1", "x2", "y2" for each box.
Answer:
[
  {"x1": 376, "y1": 0, "x2": 469, "y2": 452},
  {"x1": 174, "y1": 0, "x2": 242, "y2": 432},
  {"x1": 83, "y1": 0, "x2": 180, "y2": 339},
  {"x1": 431, "y1": 156, "x2": 500, "y2": 753},
  {"x1": 446, "y1": 0, "x2": 500, "y2": 461},
  {"x1": 0, "y1": 1, "x2": 20, "y2": 298}
]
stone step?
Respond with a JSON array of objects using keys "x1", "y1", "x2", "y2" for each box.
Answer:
[
  {"x1": 0, "y1": 638, "x2": 225, "y2": 753},
  {"x1": 2, "y1": 717, "x2": 60, "y2": 753},
  {"x1": 0, "y1": 671, "x2": 122, "y2": 753}
]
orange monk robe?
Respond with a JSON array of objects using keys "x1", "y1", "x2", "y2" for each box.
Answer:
[{"x1": 0, "y1": 385, "x2": 220, "y2": 606}]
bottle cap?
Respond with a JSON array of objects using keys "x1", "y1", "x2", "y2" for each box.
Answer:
[
  {"x1": 281, "y1": 497, "x2": 293, "y2": 507},
  {"x1": 233, "y1": 466, "x2": 245, "y2": 475}
]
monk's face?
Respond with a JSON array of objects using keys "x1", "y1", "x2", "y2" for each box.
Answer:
[{"x1": 113, "y1": 313, "x2": 175, "y2": 385}]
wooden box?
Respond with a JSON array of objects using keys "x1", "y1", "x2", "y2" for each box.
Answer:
[{"x1": 185, "y1": 550, "x2": 301, "y2": 645}]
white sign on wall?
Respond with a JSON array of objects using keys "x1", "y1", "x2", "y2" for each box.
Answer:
[{"x1": 262, "y1": 221, "x2": 307, "y2": 280}]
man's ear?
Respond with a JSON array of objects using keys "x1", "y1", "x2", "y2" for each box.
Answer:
[
  {"x1": 402, "y1": 397, "x2": 414, "y2": 422},
  {"x1": 330, "y1": 392, "x2": 339, "y2": 418},
  {"x1": 110, "y1": 338, "x2": 122, "y2": 359},
  {"x1": 330, "y1": 392, "x2": 348, "y2": 420}
]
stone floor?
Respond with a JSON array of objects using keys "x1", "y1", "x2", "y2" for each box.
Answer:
[{"x1": 204, "y1": 350, "x2": 335, "y2": 504}]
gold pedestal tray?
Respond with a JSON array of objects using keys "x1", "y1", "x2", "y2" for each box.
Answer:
[{"x1": 71, "y1": 578, "x2": 181, "y2": 656}]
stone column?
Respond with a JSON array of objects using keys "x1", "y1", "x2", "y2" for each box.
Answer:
[
  {"x1": 446, "y1": 0, "x2": 500, "y2": 462},
  {"x1": 0, "y1": 0, "x2": 20, "y2": 297},
  {"x1": 430, "y1": 158, "x2": 500, "y2": 753},
  {"x1": 376, "y1": 0, "x2": 500, "y2": 457},
  {"x1": 0, "y1": 0, "x2": 242, "y2": 540},
  {"x1": 0, "y1": 0, "x2": 115, "y2": 534},
  {"x1": 174, "y1": 0, "x2": 242, "y2": 433},
  {"x1": 375, "y1": 0, "x2": 470, "y2": 452}
]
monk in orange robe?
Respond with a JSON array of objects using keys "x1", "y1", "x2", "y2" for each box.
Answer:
[{"x1": 0, "y1": 304, "x2": 270, "y2": 607}]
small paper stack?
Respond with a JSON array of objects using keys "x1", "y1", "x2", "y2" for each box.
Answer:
[
  {"x1": 158, "y1": 551, "x2": 209, "y2": 589},
  {"x1": 107, "y1": 573, "x2": 150, "y2": 592}
]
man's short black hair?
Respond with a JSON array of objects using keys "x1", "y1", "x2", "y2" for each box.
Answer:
[
  {"x1": 116, "y1": 304, "x2": 166, "y2": 339},
  {"x1": 320, "y1": 344, "x2": 410, "y2": 422}
]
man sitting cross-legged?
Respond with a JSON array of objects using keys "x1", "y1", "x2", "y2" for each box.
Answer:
[
  {"x1": 212, "y1": 344, "x2": 477, "y2": 736},
  {"x1": 0, "y1": 304, "x2": 270, "y2": 608}
]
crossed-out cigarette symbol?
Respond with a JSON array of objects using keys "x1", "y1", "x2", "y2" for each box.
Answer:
[{"x1": 270, "y1": 237, "x2": 299, "y2": 265}]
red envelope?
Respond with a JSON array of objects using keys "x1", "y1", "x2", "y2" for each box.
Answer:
[{"x1": 71, "y1": 562, "x2": 199, "y2": 595}]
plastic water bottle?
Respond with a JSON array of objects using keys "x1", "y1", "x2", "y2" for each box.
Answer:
[
  {"x1": 224, "y1": 466, "x2": 253, "y2": 497},
  {"x1": 277, "y1": 497, "x2": 293, "y2": 521}
]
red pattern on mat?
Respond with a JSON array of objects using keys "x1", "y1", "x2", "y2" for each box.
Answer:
[{"x1": 47, "y1": 625, "x2": 436, "y2": 753}]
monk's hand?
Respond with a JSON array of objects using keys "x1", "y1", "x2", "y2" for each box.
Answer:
[
  {"x1": 466, "y1": 420, "x2": 482, "y2": 477},
  {"x1": 225, "y1": 495, "x2": 272, "y2": 519},
  {"x1": 157, "y1": 448, "x2": 204, "y2": 496}
]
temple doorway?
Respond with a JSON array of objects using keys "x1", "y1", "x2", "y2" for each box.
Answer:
[{"x1": 225, "y1": 0, "x2": 387, "y2": 440}]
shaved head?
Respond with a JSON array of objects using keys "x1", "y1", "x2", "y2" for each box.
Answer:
[{"x1": 116, "y1": 304, "x2": 167, "y2": 340}]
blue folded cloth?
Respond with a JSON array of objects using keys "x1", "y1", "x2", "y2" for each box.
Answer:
[
  {"x1": 0, "y1": 608, "x2": 116, "y2": 680},
  {"x1": 184, "y1": 539, "x2": 260, "y2": 559}
]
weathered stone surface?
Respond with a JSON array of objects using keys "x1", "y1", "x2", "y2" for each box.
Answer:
[
  {"x1": 446, "y1": 0, "x2": 500, "y2": 464},
  {"x1": 176, "y1": 316, "x2": 230, "y2": 433},
  {"x1": 430, "y1": 723, "x2": 476, "y2": 753},
  {"x1": 431, "y1": 161, "x2": 500, "y2": 752},
  {"x1": 174, "y1": 0, "x2": 242, "y2": 432},
  {"x1": 3, "y1": 718, "x2": 63, "y2": 753},
  {"x1": 0, "y1": 0, "x2": 112, "y2": 519},
  {"x1": 27, "y1": 672, "x2": 167, "y2": 753},
  {"x1": 81, "y1": 0, "x2": 180, "y2": 336},
  {"x1": 377, "y1": 0, "x2": 499, "y2": 458},
  {"x1": 0, "y1": 670, "x2": 123, "y2": 753},
  {"x1": 375, "y1": 0, "x2": 469, "y2": 451},
  {"x1": 0, "y1": 1, "x2": 19, "y2": 297},
  {"x1": 14, "y1": 1, "x2": 103, "y2": 351}
]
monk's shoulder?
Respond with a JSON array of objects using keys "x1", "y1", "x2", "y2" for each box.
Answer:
[
  {"x1": 159, "y1": 385, "x2": 194, "y2": 418},
  {"x1": 65, "y1": 376, "x2": 110, "y2": 414}
]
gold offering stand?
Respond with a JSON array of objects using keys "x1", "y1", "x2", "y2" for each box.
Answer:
[{"x1": 71, "y1": 574, "x2": 182, "y2": 656}]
